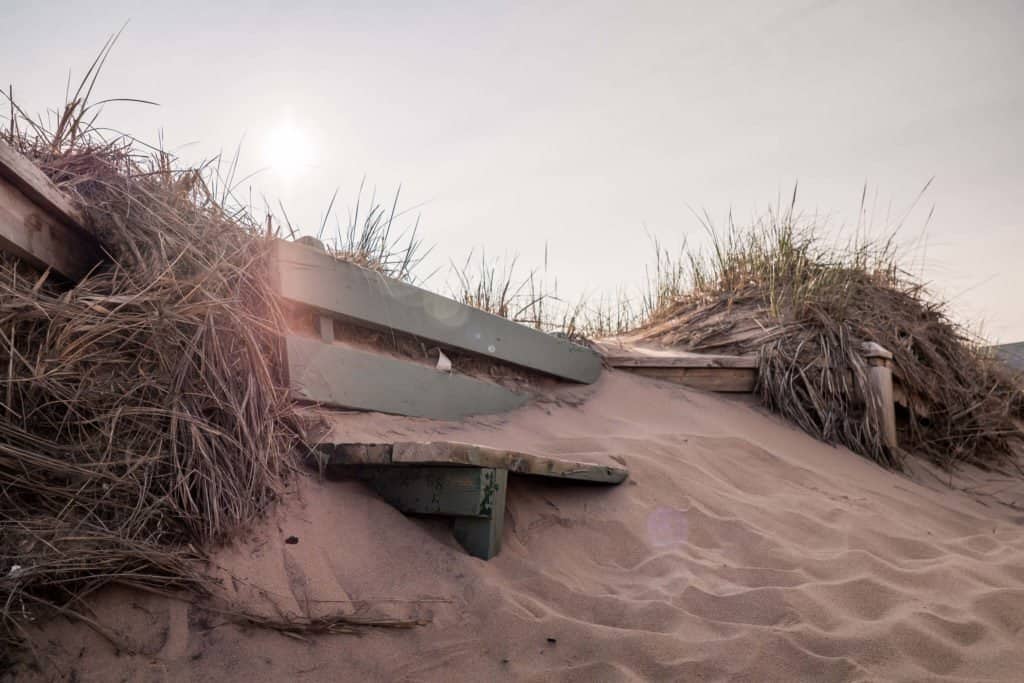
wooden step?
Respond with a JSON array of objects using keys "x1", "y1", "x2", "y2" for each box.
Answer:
[
  {"x1": 592, "y1": 340, "x2": 759, "y2": 393},
  {"x1": 315, "y1": 440, "x2": 628, "y2": 484},
  {"x1": 273, "y1": 239, "x2": 602, "y2": 384},
  {"x1": 286, "y1": 334, "x2": 529, "y2": 420},
  {"x1": 312, "y1": 439, "x2": 628, "y2": 560}
]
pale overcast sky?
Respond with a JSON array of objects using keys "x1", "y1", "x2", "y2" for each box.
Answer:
[{"x1": 2, "y1": 1, "x2": 1022, "y2": 340}]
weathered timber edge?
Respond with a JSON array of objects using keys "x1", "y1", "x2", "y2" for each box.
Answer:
[
  {"x1": 0, "y1": 140, "x2": 102, "y2": 280},
  {"x1": 314, "y1": 439, "x2": 629, "y2": 484},
  {"x1": 273, "y1": 239, "x2": 602, "y2": 384},
  {"x1": 286, "y1": 335, "x2": 529, "y2": 419},
  {"x1": 620, "y1": 366, "x2": 758, "y2": 393}
]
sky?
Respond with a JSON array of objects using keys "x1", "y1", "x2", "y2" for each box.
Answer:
[{"x1": 2, "y1": 0, "x2": 1022, "y2": 340}]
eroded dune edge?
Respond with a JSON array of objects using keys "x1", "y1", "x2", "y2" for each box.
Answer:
[{"x1": 26, "y1": 371, "x2": 1024, "y2": 682}]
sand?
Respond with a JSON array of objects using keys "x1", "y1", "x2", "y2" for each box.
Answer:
[{"x1": 17, "y1": 371, "x2": 1024, "y2": 682}]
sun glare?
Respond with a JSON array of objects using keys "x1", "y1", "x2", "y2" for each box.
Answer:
[{"x1": 264, "y1": 121, "x2": 314, "y2": 178}]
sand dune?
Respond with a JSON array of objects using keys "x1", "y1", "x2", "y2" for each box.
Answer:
[{"x1": 24, "y1": 372, "x2": 1024, "y2": 682}]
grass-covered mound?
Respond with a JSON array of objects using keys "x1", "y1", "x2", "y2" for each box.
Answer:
[
  {"x1": 0, "y1": 57, "x2": 419, "y2": 662},
  {"x1": 623, "y1": 202, "x2": 1024, "y2": 471}
]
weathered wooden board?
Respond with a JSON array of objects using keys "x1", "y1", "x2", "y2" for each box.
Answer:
[
  {"x1": 605, "y1": 355, "x2": 758, "y2": 368},
  {"x1": 0, "y1": 143, "x2": 102, "y2": 280},
  {"x1": 591, "y1": 340, "x2": 759, "y2": 392},
  {"x1": 356, "y1": 465, "x2": 493, "y2": 517},
  {"x1": 354, "y1": 465, "x2": 509, "y2": 559},
  {"x1": 273, "y1": 239, "x2": 602, "y2": 383},
  {"x1": 286, "y1": 334, "x2": 529, "y2": 419},
  {"x1": 313, "y1": 438, "x2": 624, "y2": 559},
  {"x1": 592, "y1": 339, "x2": 758, "y2": 368},
  {"x1": 0, "y1": 141, "x2": 85, "y2": 228},
  {"x1": 393, "y1": 442, "x2": 628, "y2": 483},
  {"x1": 623, "y1": 366, "x2": 757, "y2": 392},
  {"x1": 315, "y1": 440, "x2": 629, "y2": 484}
]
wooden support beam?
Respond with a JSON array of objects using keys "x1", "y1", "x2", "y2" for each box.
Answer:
[
  {"x1": 356, "y1": 466, "x2": 493, "y2": 516},
  {"x1": 311, "y1": 436, "x2": 627, "y2": 559},
  {"x1": 285, "y1": 334, "x2": 529, "y2": 419},
  {"x1": 621, "y1": 366, "x2": 757, "y2": 393},
  {"x1": 392, "y1": 442, "x2": 628, "y2": 484},
  {"x1": 605, "y1": 355, "x2": 758, "y2": 368},
  {"x1": 358, "y1": 465, "x2": 508, "y2": 560},
  {"x1": 273, "y1": 239, "x2": 602, "y2": 384},
  {"x1": 591, "y1": 341, "x2": 758, "y2": 392}
]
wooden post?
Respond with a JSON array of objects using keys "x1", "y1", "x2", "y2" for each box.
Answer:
[
  {"x1": 861, "y1": 342, "x2": 897, "y2": 449},
  {"x1": 452, "y1": 468, "x2": 507, "y2": 560}
]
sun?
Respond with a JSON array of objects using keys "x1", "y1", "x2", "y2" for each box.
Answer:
[{"x1": 263, "y1": 120, "x2": 314, "y2": 179}]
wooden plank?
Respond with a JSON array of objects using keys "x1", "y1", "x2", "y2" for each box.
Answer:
[
  {"x1": 0, "y1": 173, "x2": 102, "y2": 281},
  {"x1": 273, "y1": 239, "x2": 601, "y2": 384},
  {"x1": 393, "y1": 442, "x2": 628, "y2": 484},
  {"x1": 317, "y1": 315, "x2": 335, "y2": 343},
  {"x1": 286, "y1": 334, "x2": 529, "y2": 419},
  {"x1": 320, "y1": 442, "x2": 394, "y2": 465},
  {"x1": 0, "y1": 141, "x2": 85, "y2": 228},
  {"x1": 355, "y1": 465, "x2": 508, "y2": 559},
  {"x1": 315, "y1": 440, "x2": 629, "y2": 484},
  {"x1": 622, "y1": 366, "x2": 757, "y2": 392},
  {"x1": 591, "y1": 339, "x2": 758, "y2": 369},
  {"x1": 604, "y1": 354, "x2": 758, "y2": 369}
]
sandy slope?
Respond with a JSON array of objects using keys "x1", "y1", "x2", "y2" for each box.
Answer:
[{"x1": 20, "y1": 372, "x2": 1024, "y2": 682}]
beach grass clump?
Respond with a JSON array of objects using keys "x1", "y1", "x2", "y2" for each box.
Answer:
[
  {"x1": 1, "y1": 49, "x2": 426, "y2": 662},
  {"x1": 0, "y1": 43, "x2": 436, "y2": 661},
  {"x1": 0, "y1": 109, "x2": 303, "y2": 660},
  {"x1": 626, "y1": 196, "x2": 1023, "y2": 471}
]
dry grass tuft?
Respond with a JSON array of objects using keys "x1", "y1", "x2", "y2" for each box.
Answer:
[
  {"x1": 0, "y1": 49, "x2": 418, "y2": 662},
  {"x1": 625, "y1": 196, "x2": 1024, "y2": 470},
  {"x1": 449, "y1": 248, "x2": 589, "y2": 338},
  {"x1": 0, "y1": 134, "x2": 301, "y2": 660}
]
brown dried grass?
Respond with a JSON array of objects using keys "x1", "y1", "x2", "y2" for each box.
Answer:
[
  {"x1": 627, "y1": 197, "x2": 1024, "y2": 471},
  {"x1": 0, "y1": 133, "x2": 304, "y2": 658},
  {"x1": 0, "y1": 51, "x2": 419, "y2": 663}
]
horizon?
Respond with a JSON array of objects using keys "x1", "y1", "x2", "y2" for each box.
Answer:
[{"x1": 3, "y1": 0, "x2": 1021, "y2": 340}]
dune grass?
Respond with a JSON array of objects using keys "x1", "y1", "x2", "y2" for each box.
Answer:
[
  {"x1": 0, "y1": 48, "x2": 427, "y2": 665},
  {"x1": 624, "y1": 196, "x2": 1022, "y2": 471},
  {"x1": 446, "y1": 191, "x2": 1021, "y2": 471},
  {"x1": 3, "y1": 33, "x2": 1022, "y2": 671}
]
